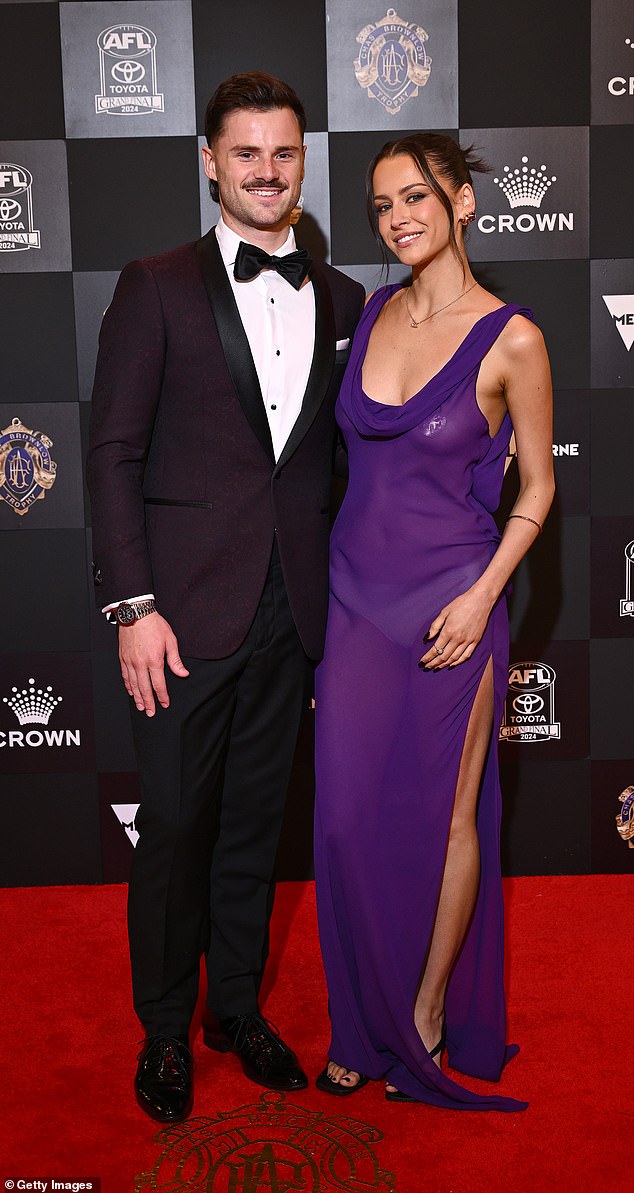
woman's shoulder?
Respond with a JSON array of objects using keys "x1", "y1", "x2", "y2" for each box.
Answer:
[
  {"x1": 498, "y1": 309, "x2": 545, "y2": 359},
  {"x1": 471, "y1": 285, "x2": 542, "y2": 354}
]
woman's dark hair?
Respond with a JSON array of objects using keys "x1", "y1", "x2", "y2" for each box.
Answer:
[
  {"x1": 204, "y1": 72, "x2": 306, "y2": 203},
  {"x1": 366, "y1": 133, "x2": 489, "y2": 276}
]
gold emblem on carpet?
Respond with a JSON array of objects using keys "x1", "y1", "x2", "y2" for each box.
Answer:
[{"x1": 135, "y1": 1090, "x2": 395, "y2": 1192}]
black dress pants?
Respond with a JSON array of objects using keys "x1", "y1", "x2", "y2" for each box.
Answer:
[{"x1": 127, "y1": 545, "x2": 307, "y2": 1036}]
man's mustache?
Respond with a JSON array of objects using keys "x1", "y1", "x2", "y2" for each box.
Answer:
[{"x1": 241, "y1": 179, "x2": 287, "y2": 191}]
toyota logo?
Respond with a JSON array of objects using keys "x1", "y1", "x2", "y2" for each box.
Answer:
[
  {"x1": 111, "y1": 60, "x2": 146, "y2": 84},
  {"x1": 512, "y1": 693, "x2": 544, "y2": 714},
  {"x1": 0, "y1": 198, "x2": 21, "y2": 221}
]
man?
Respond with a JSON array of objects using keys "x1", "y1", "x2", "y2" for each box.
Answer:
[{"x1": 87, "y1": 72, "x2": 364, "y2": 1123}]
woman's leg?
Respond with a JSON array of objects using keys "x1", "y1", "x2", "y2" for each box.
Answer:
[{"x1": 387, "y1": 658, "x2": 494, "y2": 1088}]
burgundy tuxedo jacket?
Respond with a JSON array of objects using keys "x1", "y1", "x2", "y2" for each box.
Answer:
[{"x1": 86, "y1": 229, "x2": 365, "y2": 660}]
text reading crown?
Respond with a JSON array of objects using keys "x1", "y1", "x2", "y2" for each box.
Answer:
[
  {"x1": 493, "y1": 156, "x2": 557, "y2": 209},
  {"x1": 3, "y1": 678, "x2": 63, "y2": 725}
]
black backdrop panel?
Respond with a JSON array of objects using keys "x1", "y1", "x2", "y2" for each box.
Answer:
[
  {"x1": 590, "y1": 639, "x2": 634, "y2": 759},
  {"x1": 590, "y1": 393, "x2": 634, "y2": 515},
  {"x1": 0, "y1": 773, "x2": 102, "y2": 886},
  {"x1": 590, "y1": 125, "x2": 634, "y2": 259},
  {"x1": 67, "y1": 137, "x2": 201, "y2": 270},
  {"x1": 0, "y1": 0, "x2": 631, "y2": 883},
  {"x1": 73, "y1": 272, "x2": 119, "y2": 402},
  {"x1": 192, "y1": 0, "x2": 328, "y2": 133},
  {"x1": 91, "y1": 648, "x2": 137, "y2": 772},
  {"x1": 0, "y1": 273, "x2": 78, "y2": 403},
  {"x1": 0, "y1": 529, "x2": 91, "y2": 654},
  {"x1": 500, "y1": 758, "x2": 591, "y2": 877},
  {"x1": 458, "y1": 0, "x2": 590, "y2": 129},
  {"x1": 0, "y1": 3, "x2": 66, "y2": 140},
  {"x1": 508, "y1": 514, "x2": 590, "y2": 644}
]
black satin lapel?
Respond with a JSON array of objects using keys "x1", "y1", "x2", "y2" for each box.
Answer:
[
  {"x1": 275, "y1": 265, "x2": 336, "y2": 471},
  {"x1": 196, "y1": 229, "x2": 274, "y2": 463}
]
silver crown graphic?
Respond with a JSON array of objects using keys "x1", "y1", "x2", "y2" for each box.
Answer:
[
  {"x1": 3, "y1": 678, "x2": 63, "y2": 725},
  {"x1": 493, "y1": 156, "x2": 557, "y2": 209}
]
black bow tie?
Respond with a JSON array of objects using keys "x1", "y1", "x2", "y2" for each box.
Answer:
[{"x1": 234, "y1": 241, "x2": 312, "y2": 290}]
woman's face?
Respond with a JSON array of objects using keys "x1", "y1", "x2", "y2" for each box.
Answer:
[{"x1": 372, "y1": 153, "x2": 468, "y2": 266}]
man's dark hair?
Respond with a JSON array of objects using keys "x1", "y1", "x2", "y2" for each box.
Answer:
[{"x1": 205, "y1": 72, "x2": 306, "y2": 203}]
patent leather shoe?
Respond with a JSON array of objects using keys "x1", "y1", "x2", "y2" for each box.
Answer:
[
  {"x1": 135, "y1": 1034, "x2": 193, "y2": 1122},
  {"x1": 204, "y1": 1012, "x2": 308, "y2": 1091}
]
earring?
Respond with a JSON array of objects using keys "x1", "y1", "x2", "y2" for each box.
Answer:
[
  {"x1": 290, "y1": 192, "x2": 304, "y2": 226},
  {"x1": 460, "y1": 211, "x2": 476, "y2": 226}
]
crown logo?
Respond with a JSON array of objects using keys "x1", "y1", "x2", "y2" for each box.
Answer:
[
  {"x1": 493, "y1": 156, "x2": 557, "y2": 209},
  {"x1": 3, "y1": 678, "x2": 63, "y2": 725}
]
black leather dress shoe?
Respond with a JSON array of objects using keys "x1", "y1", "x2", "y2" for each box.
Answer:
[
  {"x1": 204, "y1": 1012, "x2": 308, "y2": 1091},
  {"x1": 134, "y1": 1035, "x2": 193, "y2": 1122}
]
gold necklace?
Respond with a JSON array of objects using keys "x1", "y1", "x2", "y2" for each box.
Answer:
[{"x1": 404, "y1": 279, "x2": 477, "y2": 329}]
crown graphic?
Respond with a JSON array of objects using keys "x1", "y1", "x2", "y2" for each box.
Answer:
[
  {"x1": 493, "y1": 156, "x2": 557, "y2": 209},
  {"x1": 3, "y1": 678, "x2": 62, "y2": 725}
]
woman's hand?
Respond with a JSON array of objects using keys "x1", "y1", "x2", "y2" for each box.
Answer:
[{"x1": 419, "y1": 585, "x2": 495, "y2": 670}]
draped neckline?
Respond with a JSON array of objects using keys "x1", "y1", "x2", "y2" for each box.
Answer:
[
  {"x1": 339, "y1": 285, "x2": 534, "y2": 440},
  {"x1": 361, "y1": 285, "x2": 509, "y2": 409}
]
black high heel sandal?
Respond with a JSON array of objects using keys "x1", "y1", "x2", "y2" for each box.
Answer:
[
  {"x1": 316, "y1": 1064, "x2": 369, "y2": 1097},
  {"x1": 385, "y1": 1017, "x2": 446, "y2": 1103}
]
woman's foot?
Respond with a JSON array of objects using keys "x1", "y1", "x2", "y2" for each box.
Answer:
[
  {"x1": 385, "y1": 1011, "x2": 445, "y2": 1096},
  {"x1": 316, "y1": 1061, "x2": 369, "y2": 1096},
  {"x1": 414, "y1": 1007, "x2": 446, "y2": 1070}
]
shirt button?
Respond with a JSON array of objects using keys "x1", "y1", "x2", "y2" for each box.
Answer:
[
  {"x1": 271, "y1": 404, "x2": 277, "y2": 410},
  {"x1": 275, "y1": 349, "x2": 281, "y2": 356},
  {"x1": 270, "y1": 298, "x2": 275, "y2": 304}
]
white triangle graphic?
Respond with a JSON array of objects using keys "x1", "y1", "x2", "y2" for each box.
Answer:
[
  {"x1": 602, "y1": 295, "x2": 634, "y2": 351},
  {"x1": 111, "y1": 802, "x2": 141, "y2": 848}
]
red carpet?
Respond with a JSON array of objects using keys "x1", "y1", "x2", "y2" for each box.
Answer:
[{"x1": 0, "y1": 876, "x2": 631, "y2": 1192}]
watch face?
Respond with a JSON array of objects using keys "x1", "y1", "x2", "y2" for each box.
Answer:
[{"x1": 116, "y1": 604, "x2": 136, "y2": 626}]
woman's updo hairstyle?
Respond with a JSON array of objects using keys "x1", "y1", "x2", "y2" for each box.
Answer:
[{"x1": 366, "y1": 133, "x2": 489, "y2": 275}]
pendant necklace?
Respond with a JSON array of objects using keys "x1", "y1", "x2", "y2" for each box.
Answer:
[{"x1": 404, "y1": 279, "x2": 477, "y2": 329}]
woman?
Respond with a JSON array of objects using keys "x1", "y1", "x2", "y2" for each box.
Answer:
[{"x1": 313, "y1": 133, "x2": 554, "y2": 1111}]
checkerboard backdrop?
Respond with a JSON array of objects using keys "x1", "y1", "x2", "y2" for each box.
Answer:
[{"x1": 1, "y1": 0, "x2": 633, "y2": 885}]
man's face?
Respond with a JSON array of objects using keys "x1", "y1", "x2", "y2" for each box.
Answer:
[{"x1": 202, "y1": 106, "x2": 305, "y2": 240}]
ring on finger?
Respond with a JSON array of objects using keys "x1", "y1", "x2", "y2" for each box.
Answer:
[{"x1": 435, "y1": 645, "x2": 444, "y2": 656}]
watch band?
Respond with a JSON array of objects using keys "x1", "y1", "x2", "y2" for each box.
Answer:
[{"x1": 115, "y1": 599, "x2": 157, "y2": 627}]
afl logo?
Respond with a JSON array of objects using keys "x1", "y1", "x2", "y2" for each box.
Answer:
[
  {"x1": 96, "y1": 24, "x2": 163, "y2": 116},
  {"x1": 508, "y1": 663, "x2": 556, "y2": 691},
  {"x1": 0, "y1": 164, "x2": 40, "y2": 252},
  {"x1": 97, "y1": 25, "x2": 156, "y2": 57},
  {"x1": 500, "y1": 661, "x2": 560, "y2": 743},
  {"x1": 0, "y1": 165, "x2": 31, "y2": 196}
]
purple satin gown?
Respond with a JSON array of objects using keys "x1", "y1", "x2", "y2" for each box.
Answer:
[{"x1": 314, "y1": 286, "x2": 532, "y2": 1111}]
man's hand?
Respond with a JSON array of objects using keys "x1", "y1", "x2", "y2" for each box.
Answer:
[{"x1": 118, "y1": 612, "x2": 189, "y2": 716}]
